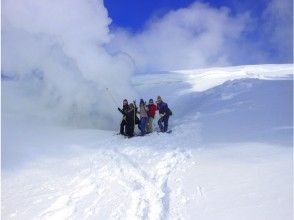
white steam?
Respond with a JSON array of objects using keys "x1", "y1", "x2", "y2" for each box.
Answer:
[
  {"x1": 261, "y1": 0, "x2": 293, "y2": 61},
  {"x1": 2, "y1": 0, "x2": 136, "y2": 129},
  {"x1": 109, "y1": 1, "x2": 292, "y2": 72},
  {"x1": 109, "y1": 2, "x2": 251, "y2": 72}
]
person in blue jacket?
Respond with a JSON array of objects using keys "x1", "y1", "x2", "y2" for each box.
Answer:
[{"x1": 156, "y1": 96, "x2": 172, "y2": 132}]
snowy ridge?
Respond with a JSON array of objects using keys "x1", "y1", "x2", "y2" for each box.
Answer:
[{"x1": 133, "y1": 64, "x2": 293, "y2": 92}]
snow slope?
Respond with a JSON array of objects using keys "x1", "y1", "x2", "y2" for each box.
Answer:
[{"x1": 2, "y1": 64, "x2": 293, "y2": 220}]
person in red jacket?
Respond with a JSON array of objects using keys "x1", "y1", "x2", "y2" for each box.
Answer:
[{"x1": 146, "y1": 98, "x2": 157, "y2": 133}]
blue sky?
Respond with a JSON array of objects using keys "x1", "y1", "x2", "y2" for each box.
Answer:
[
  {"x1": 105, "y1": 0, "x2": 198, "y2": 31},
  {"x1": 104, "y1": 0, "x2": 268, "y2": 32},
  {"x1": 105, "y1": 0, "x2": 292, "y2": 73},
  {"x1": 104, "y1": 0, "x2": 293, "y2": 72}
]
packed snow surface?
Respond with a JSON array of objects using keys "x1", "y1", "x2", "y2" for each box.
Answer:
[{"x1": 2, "y1": 64, "x2": 293, "y2": 220}]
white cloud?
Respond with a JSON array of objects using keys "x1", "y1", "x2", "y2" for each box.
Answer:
[
  {"x1": 2, "y1": 0, "x2": 136, "y2": 129},
  {"x1": 261, "y1": 0, "x2": 293, "y2": 61},
  {"x1": 109, "y1": 2, "x2": 251, "y2": 72},
  {"x1": 109, "y1": 1, "x2": 292, "y2": 72}
]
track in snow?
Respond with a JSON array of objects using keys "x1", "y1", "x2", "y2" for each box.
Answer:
[{"x1": 37, "y1": 145, "x2": 190, "y2": 220}]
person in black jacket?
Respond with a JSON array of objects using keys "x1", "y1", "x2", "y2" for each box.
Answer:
[
  {"x1": 118, "y1": 99, "x2": 129, "y2": 135},
  {"x1": 118, "y1": 102, "x2": 136, "y2": 138},
  {"x1": 125, "y1": 103, "x2": 136, "y2": 137}
]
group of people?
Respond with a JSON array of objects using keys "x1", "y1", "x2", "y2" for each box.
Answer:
[{"x1": 118, "y1": 96, "x2": 172, "y2": 138}]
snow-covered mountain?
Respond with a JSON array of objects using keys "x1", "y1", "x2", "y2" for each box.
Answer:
[{"x1": 2, "y1": 64, "x2": 293, "y2": 220}]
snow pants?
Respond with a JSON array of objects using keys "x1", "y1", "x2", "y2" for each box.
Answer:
[
  {"x1": 146, "y1": 117, "x2": 154, "y2": 133},
  {"x1": 125, "y1": 124, "x2": 134, "y2": 138},
  {"x1": 158, "y1": 115, "x2": 169, "y2": 132},
  {"x1": 120, "y1": 119, "x2": 127, "y2": 135},
  {"x1": 139, "y1": 117, "x2": 148, "y2": 136}
]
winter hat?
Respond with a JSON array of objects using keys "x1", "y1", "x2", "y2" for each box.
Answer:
[
  {"x1": 149, "y1": 99, "x2": 154, "y2": 104},
  {"x1": 123, "y1": 99, "x2": 128, "y2": 105},
  {"x1": 140, "y1": 99, "x2": 144, "y2": 105}
]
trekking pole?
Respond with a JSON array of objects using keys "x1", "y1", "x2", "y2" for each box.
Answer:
[
  {"x1": 133, "y1": 100, "x2": 137, "y2": 133},
  {"x1": 105, "y1": 87, "x2": 119, "y2": 108},
  {"x1": 133, "y1": 101, "x2": 136, "y2": 133}
]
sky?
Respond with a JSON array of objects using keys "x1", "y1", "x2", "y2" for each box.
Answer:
[
  {"x1": 104, "y1": 0, "x2": 267, "y2": 32},
  {"x1": 1, "y1": 0, "x2": 293, "y2": 129},
  {"x1": 105, "y1": 0, "x2": 293, "y2": 72}
]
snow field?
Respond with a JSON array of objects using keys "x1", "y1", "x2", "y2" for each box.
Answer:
[
  {"x1": 2, "y1": 122, "x2": 292, "y2": 220},
  {"x1": 2, "y1": 64, "x2": 293, "y2": 219},
  {"x1": 2, "y1": 124, "x2": 194, "y2": 219}
]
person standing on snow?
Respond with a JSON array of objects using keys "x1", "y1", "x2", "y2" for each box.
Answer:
[
  {"x1": 127, "y1": 103, "x2": 136, "y2": 137},
  {"x1": 118, "y1": 99, "x2": 129, "y2": 135},
  {"x1": 146, "y1": 99, "x2": 157, "y2": 133},
  {"x1": 132, "y1": 100, "x2": 139, "y2": 126},
  {"x1": 124, "y1": 103, "x2": 136, "y2": 138},
  {"x1": 156, "y1": 96, "x2": 172, "y2": 132},
  {"x1": 118, "y1": 103, "x2": 136, "y2": 138},
  {"x1": 138, "y1": 99, "x2": 148, "y2": 136}
]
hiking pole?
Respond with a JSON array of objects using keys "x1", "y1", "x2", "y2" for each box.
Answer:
[
  {"x1": 133, "y1": 101, "x2": 136, "y2": 134},
  {"x1": 133, "y1": 100, "x2": 135, "y2": 126},
  {"x1": 105, "y1": 87, "x2": 119, "y2": 108}
]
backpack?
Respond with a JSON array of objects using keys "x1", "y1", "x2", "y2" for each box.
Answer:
[{"x1": 167, "y1": 107, "x2": 173, "y2": 116}]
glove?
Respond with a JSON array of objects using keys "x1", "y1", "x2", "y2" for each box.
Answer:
[{"x1": 118, "y1": 107, "x2": 121, "y2": 111}]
